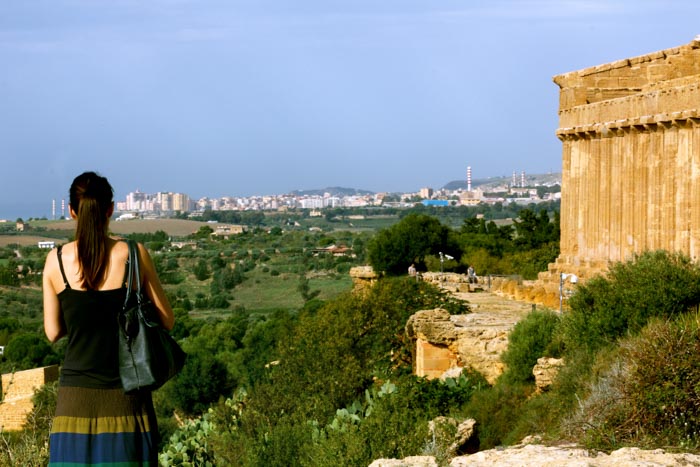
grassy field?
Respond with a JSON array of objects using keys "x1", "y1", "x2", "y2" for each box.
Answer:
[
  {"x1": 3, "y1": 217, "x2": 359, "y2": 318},
  {"x1": 187, "y1": 268, "x2": 353, "y2": 317}
]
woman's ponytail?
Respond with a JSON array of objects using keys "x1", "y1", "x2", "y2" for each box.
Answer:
[{"x1": 69, "y1": 172, "x2": 114, "y2": 290}]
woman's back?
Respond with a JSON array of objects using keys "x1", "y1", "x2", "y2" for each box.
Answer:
[{"x1": 52, "y1": 239, "x2": 130, "y2": 388}]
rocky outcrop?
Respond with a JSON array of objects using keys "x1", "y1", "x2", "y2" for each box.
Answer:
[
  {"x1": 406, "y1": 293, "x2": 533, "y2": 384},
  {"x1": 349, "y1": 265, "x2": 379, "y2": 292},
  {"x1": 406, "y1": 308, "x2": 511, "y2": 384},
  {"x1": 427, "y1": 417, "x2": 479, "y2": 456},
  {"x1": 374, "y1": 445, "x2": 700, "y2": 466}
]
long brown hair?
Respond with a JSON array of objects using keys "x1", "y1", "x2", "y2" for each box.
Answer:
[{"x1": 69, "y1": 171, "x2": 114, "y2": 290}]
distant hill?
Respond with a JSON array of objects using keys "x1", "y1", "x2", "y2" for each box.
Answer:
[
  {"x1": 443, "y1": 172, "x2": 562, "y2": 191},
  {"x1": 290, "y1": 187, "x2": 375, "y2": 197}
]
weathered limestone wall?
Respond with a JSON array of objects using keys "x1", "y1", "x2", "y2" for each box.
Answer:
[
  {"x1": 406, "y1": 307, "x2": 517, "y2": 385},
  {"x1": 415, "y1": 338, "x2": 459, "y2": 379},
  {"x1": 549, "y1": 37, "x2": 700, "y2": 282},
  {"x1": 0, "y1": 365, "x2": 59, "y2": 431}
]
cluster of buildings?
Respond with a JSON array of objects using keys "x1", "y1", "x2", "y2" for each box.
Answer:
[{"x1": 43, "y1": 168, "x2": 560, "y2": 219}]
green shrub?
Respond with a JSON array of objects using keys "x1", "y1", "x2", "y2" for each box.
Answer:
[
  {"x1": 463, "y1": 382, "x2": 531, "y2": 449},
  {"x1": 562, "y1": 250, "x2": 700, "y2": 357},
  {"x1": 313, "y1": 383, "x2": 430, "y2": 466},
  {"x1": 159, "y1": 411, "x2": 216, "y2": 466},
  {"x1": 500, "y1": 309, "x2": 560, "y2": 385},
  {"x1": 567, "y1": 313, "x2": 700, "y2": 451}
]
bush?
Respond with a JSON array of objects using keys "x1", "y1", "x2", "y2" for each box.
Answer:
[
  {"x1": 159, "y1": 410, "x2": 216, "y2": 466},
  {"x1": 304, "y1": 380, "x2": 431, "y2": 466},
  {"x1": 566, "y1": 313, "x2": 700, "y2": 451},
  {"x1": 463, "y1": 382, "x2": 531, "y2": 449},
  {"x1": 500, "y1": 309, "x2": 560, "y2": 385},
  {"x1": 562, "y1": 250, "x2": 700, "y2": 357},
  {"x1": 165, "y1": 351, "x2": 235, "y2": 416},
  {"x1": 208, "y1": 277, "x2": 474, "y2": 465}
]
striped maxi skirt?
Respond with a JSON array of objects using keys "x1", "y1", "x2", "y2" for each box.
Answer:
[{"x1": 49, "y1": 386, "x2": 159, "y2": 466}]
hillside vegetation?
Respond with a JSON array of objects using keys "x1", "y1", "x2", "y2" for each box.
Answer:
[
  {"x1": 7, "y1": 206, "x2": 700, "y2": 465},
  {"x1": 150, "y1": 250, "x2": 700, "y2": 466}
]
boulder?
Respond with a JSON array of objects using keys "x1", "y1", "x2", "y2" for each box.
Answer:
[
  {"x1": 450, "y1": 418, "x2": 478, "y2": 455},
  {"x1": 532, "y1": 357, "x2": 564, "y2": 393}
]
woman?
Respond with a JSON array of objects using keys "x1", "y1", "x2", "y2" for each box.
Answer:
[{"x1": 43, "y1": 171, "x2": 174, "y2": 466}]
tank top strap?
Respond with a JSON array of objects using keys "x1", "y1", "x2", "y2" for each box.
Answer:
[{"x1": 56, "y1": 245, "x2": 71, "y2": 290}]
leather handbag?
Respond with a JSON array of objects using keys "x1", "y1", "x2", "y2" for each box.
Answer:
[{"x1": 119, "y1": 239, "x2": 186, "y2": 393}]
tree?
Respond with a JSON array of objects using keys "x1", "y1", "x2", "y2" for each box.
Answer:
[
  {"x1": 513, "y1": 209, "x2": 557, "y2": 249},
  {"x1": 193, "y1": 225, "x2": 214, "y2": 239},
  {"x1": 210, "y1": 267, "x2": 244, "y2": 293},
  {"x1": 5, "y1": 333, "x2": 58, "y2": 370},
  {"x1": 367, "y1": 214, "x2": 455, "y2": 275},
  {"x1": 193, "y1": 258, "x2": 210, "y2": 281},
  {"x1": 167, "y1": 351, "x2": 235, "y2": 416},
  {"x1": 0, "y1": 263, "x2": 19, "y2": 286}
]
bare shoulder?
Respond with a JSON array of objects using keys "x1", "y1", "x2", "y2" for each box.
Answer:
[
  {"x1": 43, "y1": 247, "x2": 58, "y2": 272},
  {"x1": 108, "y1": 237, "x2": 130, "y2": 260}
]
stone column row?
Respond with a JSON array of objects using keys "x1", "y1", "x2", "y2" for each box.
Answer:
[{"x1": 558, "y1": 118, "x2": 700, "y2": 275}]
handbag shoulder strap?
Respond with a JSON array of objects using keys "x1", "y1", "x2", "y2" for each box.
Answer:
[{"x1": 123, "y1": 239, "x2": 143, "y2": 309}]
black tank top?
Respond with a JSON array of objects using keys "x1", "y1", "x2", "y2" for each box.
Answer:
[{"x1": 56, "y1": 245, "x2": 129, "y2": 389}]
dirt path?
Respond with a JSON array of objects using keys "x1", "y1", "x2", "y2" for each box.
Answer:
[
  {"x1": 450, "y1": 290, "x2": 535, "y2": 330},
  {"x1": 455, "y1": 290, "x2": 535, "y2": 316}
]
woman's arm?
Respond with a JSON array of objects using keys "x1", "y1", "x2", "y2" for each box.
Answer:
[
  {"x1": 43, "y1": 249, "x2": 66, "y2": 342},
  {"x1": 137, "y1": 242, "x2": 175, "y2": 330}
]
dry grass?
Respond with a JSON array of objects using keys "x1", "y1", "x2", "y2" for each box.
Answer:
[{"x1": 50, "y1": 218, "x2": 204, "y2": 237}]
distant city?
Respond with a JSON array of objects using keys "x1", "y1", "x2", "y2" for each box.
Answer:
[
  {"x1": 3, "y1": 168, "x2": 562, "y2": 222},
  {"x1": 108, "y1": 168, "x2": 561, "y2": 220}
]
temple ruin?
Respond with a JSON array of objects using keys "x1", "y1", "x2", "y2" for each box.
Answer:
[{"x1": 545, "y1": 36, "x2": 700, "y2": 283}]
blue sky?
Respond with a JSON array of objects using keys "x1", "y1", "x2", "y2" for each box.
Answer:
[{"x1": 1, "y1": 0, "x2": 698, "y2": 219}]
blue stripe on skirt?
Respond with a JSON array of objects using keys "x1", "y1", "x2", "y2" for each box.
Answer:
[
  {"x1": 49, "y1": 431, "x2": 154, "y2": 464},
  {"x1": 49, "y1": 385, "x2": 158, "y2": 466}
]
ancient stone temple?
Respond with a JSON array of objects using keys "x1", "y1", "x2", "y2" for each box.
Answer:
[{"x1": 548, "y1": 36, "x2": 700, "y2": 282}]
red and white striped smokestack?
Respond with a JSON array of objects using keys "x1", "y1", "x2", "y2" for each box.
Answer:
[
  {"x1": 61, "y1": 199, "x2": 65, "y2": 219},
  {"x1": 467, "y1": 166, "x2": 472, "y2": 191},
  {"x1": 521, "y1": 171, "x2": 525, "y2": 188}
]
